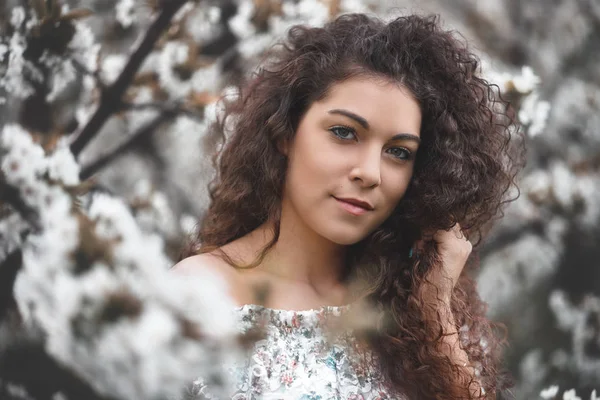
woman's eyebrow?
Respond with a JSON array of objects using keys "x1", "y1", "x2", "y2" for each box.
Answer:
[
  {"x1": 390, "y1": 133, "x2": 421, "y2": 144},
  {"x1": 328, "y1": 108, "x2": 370, "y2": 129},
  {"x1": 327, "y1": 108, "x2": 421, "y2": 144}
]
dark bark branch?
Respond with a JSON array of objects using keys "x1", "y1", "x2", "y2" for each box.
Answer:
[
  {"x1": 0, "y1": 180, "x2": 41, "y2": 232},
  {"x1": 79, "y1": 113, "x2": 174, "y2": 181},
  {"x1": 121, "y1": 101, "x2": 204, "y2": 121},
  {"x1": 0, "y1": 332, "x2": 122, "y2": 400},
  {"x1": 71, "y1": 58, "x2": 106, "y2": 90},
  {"x1": 0, "y1": 250, "x2": 21, "y2": 322},
  {"x1": 69, "y1": 0, "x2": 189, "y2": 158},
  {"x1": 479, "y1": 219, "x2": 545, "y2": 260}
]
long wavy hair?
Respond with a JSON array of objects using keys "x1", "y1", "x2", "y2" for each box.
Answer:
[{"x1": 181, "y1": 13, "x2": 525, "y2": 399}]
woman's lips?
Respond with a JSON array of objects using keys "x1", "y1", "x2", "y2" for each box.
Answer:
[{"x1": 333, "y1": 197, "x2": 370, "y2": 216}]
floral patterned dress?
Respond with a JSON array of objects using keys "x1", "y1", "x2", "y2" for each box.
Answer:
[{"x1": 189, "y1": 304, "x2": 404, "y2": 400}]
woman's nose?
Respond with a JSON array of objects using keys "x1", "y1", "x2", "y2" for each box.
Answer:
[{"x1": 349, "y1": 147, "x2": 382, "y2": 188}]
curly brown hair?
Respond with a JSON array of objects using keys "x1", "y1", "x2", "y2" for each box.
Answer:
[{"x1": 182, "y1": 13, "x2": 525, "y2": 399}]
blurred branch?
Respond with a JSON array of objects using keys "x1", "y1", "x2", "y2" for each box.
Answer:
[
  {"x1": 0, "y1": 180, "x2": 41, "y2": 232},
  {"x1": 69, "y1": 0, "x2": 189, "y2": 158},
  {"x1": 79, "y1": 112, "x2": 174, "y2": 181},
  {"x1": 0, "y1": 332, "x2": 121, "y2": 400},
  {"x1": 0, "y1": 250, "x2": 21, "y2": 322},
  {"x1": 479, "y1": 219, "x2": 545, "y2": 259},
  {"x1": 121, "y1": 101, "x2": 204, "y2": 121},
  {"x1": 71, "y1": 58, "x2": 106, "y2": 90}
]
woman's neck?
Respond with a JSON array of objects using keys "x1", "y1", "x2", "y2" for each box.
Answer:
[
  {"x1": 218, "y1": 202, "x2": 350, "y2": 305},
  {"x1": 246, "y1": 220, "x2": 347, "y2": 294}
]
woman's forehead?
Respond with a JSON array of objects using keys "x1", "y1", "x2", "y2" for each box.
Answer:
[{"x1": 308, "y1": 77, "x2": 422, "y2": 136}]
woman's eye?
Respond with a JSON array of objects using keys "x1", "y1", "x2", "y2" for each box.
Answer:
[
  {"x1": 328, "y1": 127, "x2": 413, "y2": 161},
  {"x1": 329, "y1": 126, "x2": 356, "y2": 141},
  {"x1": 386, "y1": 147, "x2": 412, "y2": 160}
]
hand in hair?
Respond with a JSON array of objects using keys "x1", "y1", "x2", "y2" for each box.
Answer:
[{"x1": 416, "y1": 223, "x2": 472, "y2": 303}]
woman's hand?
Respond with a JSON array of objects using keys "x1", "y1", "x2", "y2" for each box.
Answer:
[
  {"x1": 416, "y1": 224, "x2": 484, "y2": 397},
  {"x1": 415, "y1": 223, "x2": 472, "y2": 303}
]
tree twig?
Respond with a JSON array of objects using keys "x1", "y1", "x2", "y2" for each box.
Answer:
[
  {"x1": 69, "y1": 0, "x2": 189, "y2": 158},
  {"x1": 121, "y1": 101, "x2": 204, "y2": 121},
  {"x1": 79, "y1": 113, "x2": 174, "y2": 181},
  {"x1": 71, "y1": 58, "x2": 106, "y2": 90}
]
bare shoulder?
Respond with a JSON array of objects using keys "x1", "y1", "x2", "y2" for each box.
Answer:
[
  {"x1": 170, "y1": 253, "x2": 251, "y2": 305},
  {"x1": 171, "y1": 253, "x2": 234, "y2": 277}
]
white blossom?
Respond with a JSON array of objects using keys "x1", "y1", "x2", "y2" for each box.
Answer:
[
  {"x1": 513, "y1": 66, "x2": 542, "y2": 93},
  {"x1": 139, "y1": 51, "x2": 160, "y2": 74},
  {"x1": 540, "y1": 386, "x2": 560, "y2": 399},
  {"x1": 133, "y1": 178, "x2": 153, "y2": 199},
  {"x1": 88, "y1": 193, "x2": 142, "y2": 242},
  {"x1": 478, "y1": 229, "x2": 564, "y2": 315},
  {"x1": 185, "y1": 5, "x2": 223, "y2": 43},
  {"x1": 10, "y1": 7, "x2": 26, "y2": 28},
  {"x1": 524, "y1": 168, "x2": 552, "y2": 203},
  {"x1": 340, "y1": 0, "x2": 371, "y2": 13},
  {"x1": 191, "y1": 62, "x2": 221, "y2": 94},
  {"x1": 237, "y1": 33, "x2": 277, "y2": 59},
  {"x1": 13, "y1": 191, "x2": 79, "y2": 326},
  {"x1": 541, "y1": 385, "x2": 560, "y2": 399},
  {"x1": 101, "y1": 54, "x2": 127, "y2": 85},
  {"x1": 563, "y1": 389, "x2": 582, "y2": 400},
  {"x1": 116, "y1": 0, "x2": 136, "y2": 28},
  {"x1": 485, "y1": 64, "x2": 542, "y2": 94},
  {"x1": 0, "y1": 43, "x2": 8, "y2": 61},
  {"x1": 46, "y1": 139, "x2": 81, "y2": 186},
  {"x1": 228, "y1": 0, "x2": 257, "y2": 39},
  {"x1": 132, "y1": 180, "x2": 179, "y2": 239},
  {"x1": 179, "y1": 213, "x2": 198, "y2": 235},
  {"x1": 69, "y1": 22, "x2": 100, "y2": 74},
  {"x1": 274, "y1": 0, "x2": 330, "y2": 33},
  {"x1": 12, "y1": 183, "x2": 242, "y2": 400},
  {"x1": 0, "y1": 213, "x2": 27, "y2": 262},
  {"x1": 0, "y1": 124, "x2": 47, "y2": 188},
  {"x1": 208, "y1": 6, "x2": 222, "y2": 23},
  {"x1": 0, "y1": 32, "x2": 36, "y2": 99},
  {"x1": 548, "y1": 291, "x2": 600, "y2": 385},
  {"x1": 550, "y1": 162, "x2": 576, "y2": 210},
  {"x1": 519, "y1": 92, "x2": 551, "y2": 137},
  {"x1": 482, "y1": 63, "x2": 550, "y2": 137},
  {"x1": 157, "y1": 41, "x2": 192, "y2": 98},
  {"x1": 0, "y1": 9, "x2": 98, "y2": 102},
  {"x1": 39, "y1": 51, "x2": 77, "y2": 102}
]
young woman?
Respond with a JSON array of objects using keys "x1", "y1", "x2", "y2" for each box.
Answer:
[{"x1": 173, "y1": 12, "x2": 524, "y2": 400}]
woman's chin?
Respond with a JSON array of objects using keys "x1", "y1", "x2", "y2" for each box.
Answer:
[{"x1": 324, "y1": 230, "x2": 370, "y2": 246}]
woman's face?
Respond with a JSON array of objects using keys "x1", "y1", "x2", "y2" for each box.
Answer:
[{"x1": 281, "y1": 75, "x2": 422, "y2": 245}]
